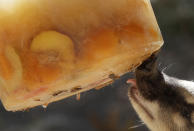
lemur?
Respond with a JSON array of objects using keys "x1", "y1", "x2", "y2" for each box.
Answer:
[{"x1": 128, "y1": 52, "x2": 194, "y2": 131}]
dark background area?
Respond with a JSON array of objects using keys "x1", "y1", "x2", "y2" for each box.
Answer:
[{"x1": 0, "y1": 0, "x2": 194, "y2": 131}]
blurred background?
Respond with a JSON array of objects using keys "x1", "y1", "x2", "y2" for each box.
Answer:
[{"x1": 0, "y1": 0, "x2": 194, "y2": 131}]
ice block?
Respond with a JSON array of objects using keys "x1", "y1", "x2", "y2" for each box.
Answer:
[{"x1": 0, "y1": 0, "x2": 163, "y2": 111}]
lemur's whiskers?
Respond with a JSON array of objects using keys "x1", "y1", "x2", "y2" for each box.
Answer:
[{"x1": 129, "y1": 122, "x2": 145, "y2": 129}]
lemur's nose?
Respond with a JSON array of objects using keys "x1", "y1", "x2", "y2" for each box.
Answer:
[{"x1": 136, "y1": 51, "x2": 159, "y2": 72}]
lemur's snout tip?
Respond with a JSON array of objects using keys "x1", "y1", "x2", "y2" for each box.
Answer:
[{"x1": 136, "y1": 51, "x2": 159, "y2": 72}]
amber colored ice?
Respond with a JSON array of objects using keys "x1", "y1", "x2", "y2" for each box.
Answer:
[{"x1": 0, "y1": 0, "x2": 163, "y2": 111}]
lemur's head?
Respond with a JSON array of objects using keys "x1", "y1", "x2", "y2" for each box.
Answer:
[{"x1": 128, "y1": 53, "x2": 194, "y2": 131}]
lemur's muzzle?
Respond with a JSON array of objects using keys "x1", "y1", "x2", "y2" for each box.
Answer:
[{"x1": 134, "y1": 51, "x2": 164, "y2": 100}]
